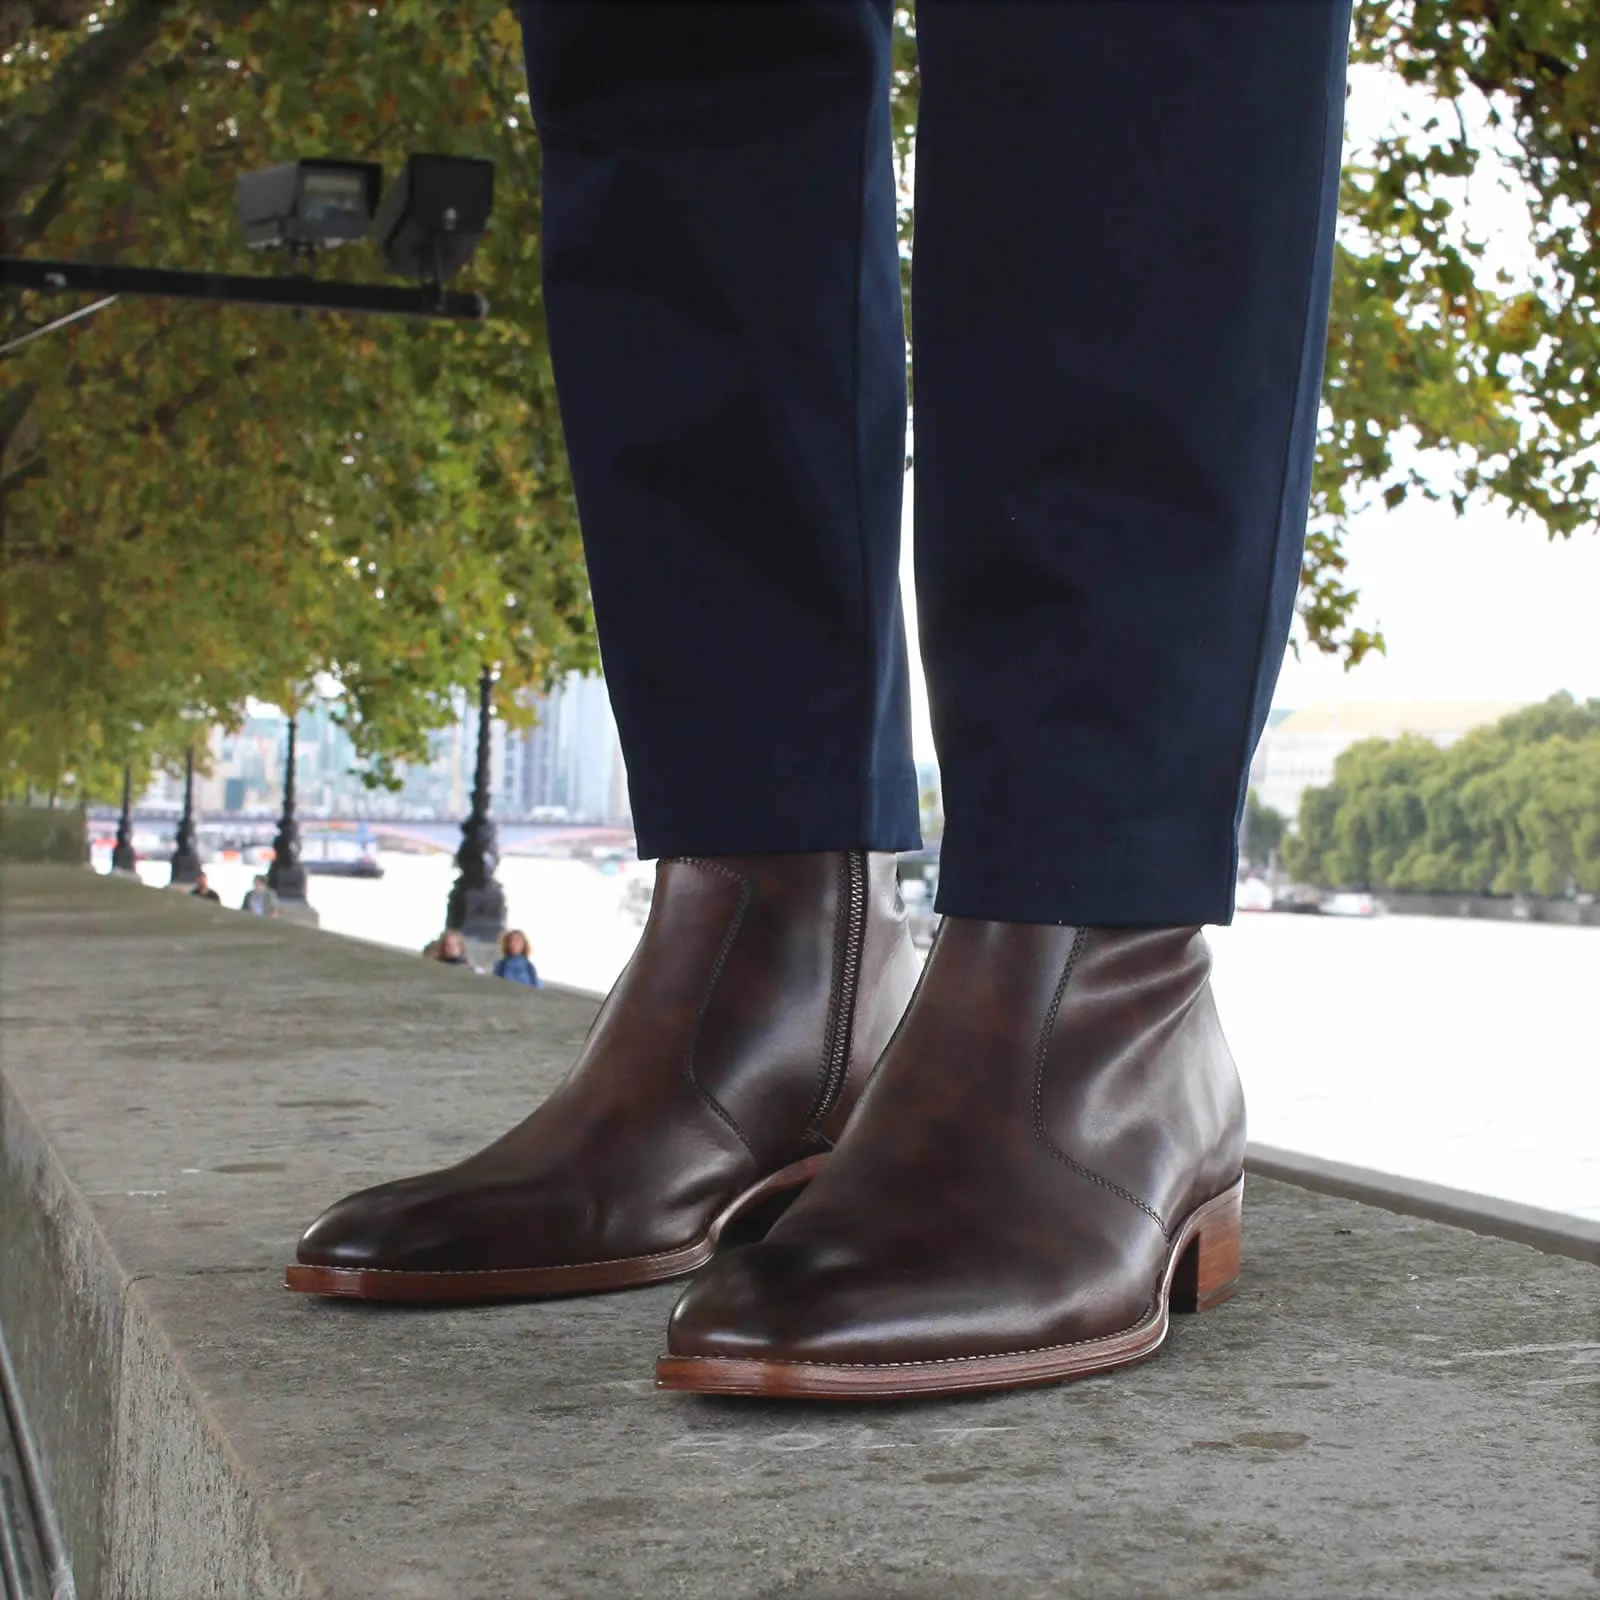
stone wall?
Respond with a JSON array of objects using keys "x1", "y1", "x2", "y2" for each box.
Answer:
[{"x1": 0, "y1": 805, "x2": 88, "y2": 865}]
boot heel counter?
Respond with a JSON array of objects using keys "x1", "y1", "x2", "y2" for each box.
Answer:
[{"x1": 1196, "y1": 977, "x2": 1248, "y2": 1183}]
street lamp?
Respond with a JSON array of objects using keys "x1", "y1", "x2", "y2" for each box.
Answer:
[
  {"x1": 169, "y1": 748, "x2": 201, "y2": 885},
  {"x1": 446, "y1": 667, "x2": 506, "y2": 944},
  {"x1": 111, "y1": 765, "x2": 138, "y2": 875},
  {"x1": 266, "y1": 714, "x2": 308, "y2": 904}
]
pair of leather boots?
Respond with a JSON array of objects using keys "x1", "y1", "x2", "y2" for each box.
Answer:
[{"x1": 289, "y1": 851, "x2": 1246, "y2": 1399}]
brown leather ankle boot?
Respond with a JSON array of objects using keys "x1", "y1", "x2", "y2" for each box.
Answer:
[
  {"x1": 287, "y1": 851, "x2": 919, "y2": 1301},
  {"x1": 657, "y1": 919, "x2": 1247, "y2": 1397}
]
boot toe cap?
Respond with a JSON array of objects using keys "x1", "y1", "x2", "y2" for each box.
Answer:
[
  {"x1": 295, "y1": 1185, "x2": 406, "y2": 1269},
  {"x1": 294, "y1": 1167, "x2": 608, "y2": 1274},
  {"x1": 667, "y1": 1237, "x2": 974, "y2": 1365},
  {"x1": 667, "y1": 1243, "x2": 830, "y2": 1360},
  {"x1": 294, "y1": 1174, "x2": 481, "y2": 1271}
]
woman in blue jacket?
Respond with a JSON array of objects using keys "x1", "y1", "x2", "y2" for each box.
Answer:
[{"x1": 492, "y1": 929, "x2": 539, "y2": 987}]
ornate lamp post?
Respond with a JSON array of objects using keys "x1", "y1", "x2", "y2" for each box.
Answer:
[
  {"x1": 446, "y1": 666, "x2": 506, "y2": 942},
  {"x1": 266, "y1": 713, "x2": 308, "y2": 903},
  {"x1": 111, "y1": 765, "x2": 138, "y2": 874},
  {"x1": 169, "y1": 747, "x2": 202, "y2": 884}
]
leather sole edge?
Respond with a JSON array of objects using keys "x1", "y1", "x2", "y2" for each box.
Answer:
[
  {"x1": 283, "y1": 1152, "x2": 827, "y2": 1304},
  {"x1": 653, "y1": 1176, "x2": 1244, "y2": 1399}
]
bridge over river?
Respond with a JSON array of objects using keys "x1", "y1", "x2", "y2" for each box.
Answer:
[{"x1": 87, "y1": 810, "x2": 636, "y2": 859}]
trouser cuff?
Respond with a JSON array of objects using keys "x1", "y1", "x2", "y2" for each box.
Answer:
[{"x1": 934, "y1": 823, "x2": 1238, "y2": 927}]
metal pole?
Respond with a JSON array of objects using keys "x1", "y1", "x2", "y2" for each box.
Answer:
[
  {"x1": 0, "y1": 1311, "x2": 78, "y2": 1599},
  {"x1": 266, "y1": 715, "x2": 307, "y2": 901},
  {"x1": 0, "y1": 257, "x2": 487, "y2": 327},
  {"x1": 110, "y1": 766, "x2": 138, "y2": 874},
  {"x1": 445, "y1": 668, "x2": 506, "y2": 943},
  {"x1": 0, "y1": 294, "x2": 118, "y2": 358},
  {"x1": 168, "y1": 748, "x2": 202, "y2": 885}
]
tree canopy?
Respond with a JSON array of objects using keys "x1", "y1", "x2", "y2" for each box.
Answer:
[
  {"x1": 1242, "y1": 789, "x2": 1290, "y2": 870},
  {"x1": 1314, "y1": 0, "x2": 1599, "y2": 658},
  {"x1": 1284, "y1": 693, "x2": 1600, "y2": 895},
  {"x1": 2, "y1": 0, "x2": 594, "y2": 798},
  {"x1": 889, "y1": 0, "x2": 1598, "y2": 665},
  {"x1": 3, "y1": 0, "x2": 1596, "y2": 799}
]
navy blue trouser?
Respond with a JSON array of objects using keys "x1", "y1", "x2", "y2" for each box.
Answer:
[{"x1": 518, "y1": 1, "x2": 1350, "y2": 925}]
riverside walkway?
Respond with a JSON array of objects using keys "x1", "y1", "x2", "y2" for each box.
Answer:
[{"x1": 1, "y1": 865, "x2": 1595, "y2": 1599}]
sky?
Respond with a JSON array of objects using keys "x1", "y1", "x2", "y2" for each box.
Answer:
[{"x1": 898, "y1": 61, "x2": 1599, "y2": 764}]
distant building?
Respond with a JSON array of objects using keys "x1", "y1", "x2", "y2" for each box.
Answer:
[
  {"x1": 505, "y1": 672, "x2": 630, "y2": 825},
  {"x1": 1250, "y1": 701, "x2": 1520, "y2": 822},
  {"x1": 134, "y1": 675, "x2": 631, "y2": 827},
  {"x1": 142, "y1": 717, "x2": 282, "y2": 816}
]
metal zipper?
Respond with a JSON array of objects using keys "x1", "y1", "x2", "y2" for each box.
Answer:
[{"x1": 808, "y1": 849, "x2": 868, "y2": 1137}]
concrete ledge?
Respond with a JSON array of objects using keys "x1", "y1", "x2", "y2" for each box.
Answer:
[
  {"x1": 1247, "y1": 1144, "x2": 1600, "y2": 1265},
  {"x1": 2, "y1": 866, "x2": 1597, "y2": 1599}
]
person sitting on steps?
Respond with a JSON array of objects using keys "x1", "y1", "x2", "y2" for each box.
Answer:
[{"x1": 492, "y1": 929, "x2": 540, "y2": 988}]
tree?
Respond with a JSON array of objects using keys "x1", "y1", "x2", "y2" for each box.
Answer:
[
  {"x1": 1311, "y1": 0, "x2": 1598, "y2": 659},
  {"x1": 888, "y1": 2, "x2": 1598, "y2": 666},
  {"x1": 1286, "y1": 694, "x2": 1600, "y2": 894},
  {"x1": 2, "y1": 1, "x2": 595, "y2": 799},
  {"x1": 1301, "y1": 734, "x2": 1444, "y2": 889},
  {"x1": 1284, "y1": 779, "x2": 1345, "y2": 888},
  {"x1": 1242, "y1": 789, "x2": 1289, "y2": 869},
  {"x1": 4, "y1": 2, "x2": 1597, "y2": 796}
]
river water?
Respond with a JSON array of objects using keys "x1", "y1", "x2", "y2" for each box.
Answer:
[{"x1": 123, "y1": 850, "x2": 1600, "y2": 1222}]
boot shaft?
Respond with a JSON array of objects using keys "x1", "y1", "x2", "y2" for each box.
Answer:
[{"x1": 612, "y1": 851, "x2": 919, "y2": 1166}]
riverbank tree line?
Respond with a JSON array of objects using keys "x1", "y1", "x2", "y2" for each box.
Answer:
[
  {"x1": 1284, "y1": 694, "x2": 1600, "y2": 897},
  {"x1": 3, "y1": 0, "x2": 1596, "y2": 799}
]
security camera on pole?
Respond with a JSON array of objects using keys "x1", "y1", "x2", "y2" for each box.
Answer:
[{"x1": 3, "y1": 153, "x2": 496, "y2": 346}]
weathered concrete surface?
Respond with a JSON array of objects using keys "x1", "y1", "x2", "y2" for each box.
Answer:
[{"x1": 2, "y1": 865, "x2": 1596, "y2": 1600}]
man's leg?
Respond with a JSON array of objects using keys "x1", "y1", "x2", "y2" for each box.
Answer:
[
  {"x1": 524, "y1": 0, "x2": 917, "y2": 857},
  {"x1": 287, "y1": 3, "x2": 923, "y2": 1302},
  {"x1": 662, "y1": 0, "x2": 1351, "y2": 1397},
  {"x1": 915, "y1": 0, "x2": 1348, "y2": 927}
]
